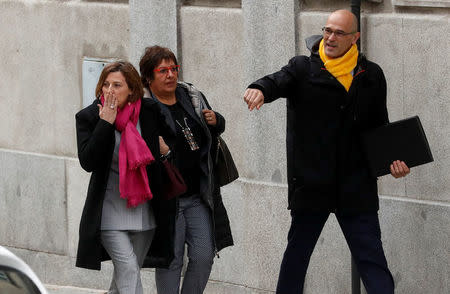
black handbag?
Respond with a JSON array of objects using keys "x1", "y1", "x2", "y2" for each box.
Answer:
[
  {"x1": 177, "y1": 81, "x2": 239, "y2": 187},
  {"x1": 215, "y1": 136, "x2": 239, "y2": 187}
]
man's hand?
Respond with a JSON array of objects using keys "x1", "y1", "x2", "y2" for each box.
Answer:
[
  {"x1": 244, "y1": 88, "x2": 264, "y2": 111},
  {"x1": 390, "y1": 160, "x2": 410, "y2": 178}
]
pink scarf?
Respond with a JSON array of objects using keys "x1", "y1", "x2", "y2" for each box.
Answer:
[{"x1": 101, "y1": 97, "x2": 154, "y2": 207}]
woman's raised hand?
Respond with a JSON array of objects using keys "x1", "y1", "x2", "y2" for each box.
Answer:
[
  {"x1": 98, "y1": 91, "x2": 117, "y2": 124},
  {"x1": 202, "y1": 109, "x2": 217, "y2": 126}
]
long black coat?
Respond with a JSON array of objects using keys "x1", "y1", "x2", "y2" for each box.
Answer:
[
  {"x1": 146, "y1": 85, "x2": 233, "y2": 268},
  {"x1": 75, "y1": 98, "x2": 170, "y2": 270},
  {"x1": 249, "y1": 36, "x2": 389, "y2": 214}
]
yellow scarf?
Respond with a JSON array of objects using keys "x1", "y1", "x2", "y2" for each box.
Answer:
[{"x1": 319, "y1": 39, "x2": 358, "y2": 92}]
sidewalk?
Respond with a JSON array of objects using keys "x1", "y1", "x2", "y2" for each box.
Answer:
[{"x1": 46, "y1": 284, "x2": 105, "y2": 294}]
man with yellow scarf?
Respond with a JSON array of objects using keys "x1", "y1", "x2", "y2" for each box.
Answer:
[{"x1": 243, "y1": 9, "x2": 409, "y2": 294}]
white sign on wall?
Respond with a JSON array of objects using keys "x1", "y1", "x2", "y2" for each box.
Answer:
[{"x1": 82, "y1": 58, "x2": 115, "y2": 108}]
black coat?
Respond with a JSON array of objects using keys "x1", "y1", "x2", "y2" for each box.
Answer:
[
  {"x1": 75, "y1": 98, "x2": 170, "y2": 270},
  {"x1": 146, "y1": 85, "x2": 233, "y2": 268},
  {"x1": 249, "y1": 36, "x2": 389, "y2": 214}
]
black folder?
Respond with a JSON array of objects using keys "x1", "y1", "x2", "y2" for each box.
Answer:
[{"x1": 361, "y1": 116, "x2": 434, "y2": 177}]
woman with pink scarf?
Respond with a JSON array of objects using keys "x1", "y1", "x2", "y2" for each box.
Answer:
[{"x1": 75, "y1": 61, "x2": 172, "y2": 294}]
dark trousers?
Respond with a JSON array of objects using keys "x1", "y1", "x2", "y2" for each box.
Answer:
[
  {"x1": 155, "y1": 195, "x2": 215, "y2": 294},
  {"x1": 276, "y1": 212, "x2": 394, "y2": 294}
]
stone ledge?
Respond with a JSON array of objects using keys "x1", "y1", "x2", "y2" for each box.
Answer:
[{"x1": 393, "y1": 0, "x2": 450, "y2": 8}]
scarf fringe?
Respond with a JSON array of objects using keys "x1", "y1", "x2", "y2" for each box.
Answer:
[
  {"x1": 121, "y1": 192, "x2": 153, "y2": 208},
  {"x1": 128, "y1": 158, "x2": 154, "y2": 170}
]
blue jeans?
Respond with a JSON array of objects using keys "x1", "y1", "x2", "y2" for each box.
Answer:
[{"x1": 276, "y1": 212, "x2": 394, "y2": 294}]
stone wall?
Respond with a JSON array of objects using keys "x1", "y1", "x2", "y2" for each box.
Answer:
[{"x1": 1, "y1": 0, "x2": 449, "y2": 293}]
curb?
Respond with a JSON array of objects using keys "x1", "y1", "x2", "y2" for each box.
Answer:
[{"x1": 45, "y1": 284, "x2": 106, "y2": 294}]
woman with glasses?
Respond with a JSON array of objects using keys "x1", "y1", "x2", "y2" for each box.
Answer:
[
  {"x1": 139, "y1": 45, "x2": 233, "y2": 294},
  {"x1": 75, "y1": 61, "x2": 172, "y2": 294}
]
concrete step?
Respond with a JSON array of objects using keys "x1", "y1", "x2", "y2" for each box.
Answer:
[{"x1": 45, "y1": 284, "x2": 105, "y2": 294}]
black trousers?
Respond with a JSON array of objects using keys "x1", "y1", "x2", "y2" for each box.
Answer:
[{"x1": 276, "y1": 211, "x2": 394, "y2": 294}]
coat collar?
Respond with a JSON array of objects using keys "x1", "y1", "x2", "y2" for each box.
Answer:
[
  {"x1": 145, "y1": 85, "x2": 205, "y2": 133},
  {"x1": 174, "y1": 86, "x2": 203, "y2": 126}
]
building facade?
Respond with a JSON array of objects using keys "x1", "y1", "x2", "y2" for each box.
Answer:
[{"x1": 0, "y1": 0, "x2": 449, "y2": 293}]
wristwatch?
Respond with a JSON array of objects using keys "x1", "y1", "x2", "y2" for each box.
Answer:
[{"x1": 160, "y1": 149, "x2": 172, "y2": 160}]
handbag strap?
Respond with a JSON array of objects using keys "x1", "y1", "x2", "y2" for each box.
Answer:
[
  {"x1": 177, "y1": 81, "x2": 209, "y2": 119},
  {"x1": 178, "y1": 81, "x2": 221, "y2": 153}
]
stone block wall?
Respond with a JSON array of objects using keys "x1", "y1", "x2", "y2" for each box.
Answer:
[{"x1": 1, "y1": 0, "x2": 449, "y2": 293}]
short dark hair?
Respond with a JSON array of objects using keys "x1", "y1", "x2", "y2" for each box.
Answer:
[
  {"x1": 95, "y1": 61, "x2": 143, "y2": 103},
  {"x1": 139, "y1": 45, "x2": 178, "y2": 89}
]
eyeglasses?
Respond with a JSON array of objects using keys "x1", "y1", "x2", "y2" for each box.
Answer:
[
  {"x1": 154, "y1": 65, "x2": 180, "y2": 74},
  {"x1": 322, "y1": 27, "x2": 356, "y2": 38}
]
